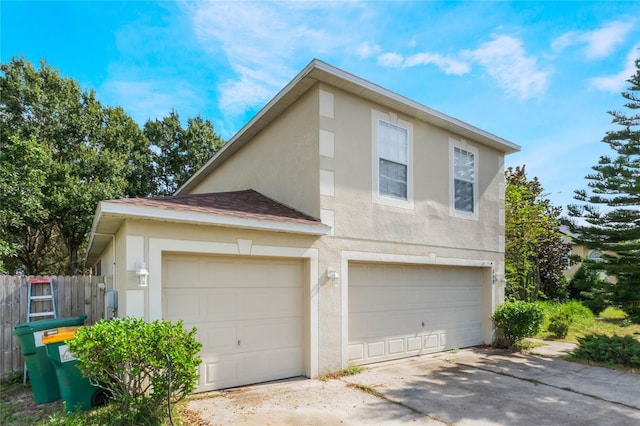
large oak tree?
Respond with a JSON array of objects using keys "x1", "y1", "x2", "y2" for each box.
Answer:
[
  {"x1": 1, "y1": 58, "x2": 225, "y2": 274},
  {"x1": 145, "y1": 111, "x2": 224, "y2": 196},
  {"x1": 1, "y1": 58, "x2": 146, "y2": 274}
]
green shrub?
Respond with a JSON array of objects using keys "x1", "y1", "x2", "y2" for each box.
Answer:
[
  {"x1": 547, "y1": 313, "x2": 570, "y2": 338},
  {"x1": 492, "y1": 301, "x2": 544, "y2": 346},
  {"x1": 572, "y1": 334, "x2": 640, "y2": 368},
  {"x1": 567, "y1": 264, "x2": 612, "y2": 315},
  {"x1": 558, "y1": 300, "x2": 594, "y2": 324},
  {"x1": 537, "y1": 300, "x2": 595, "y2": 338},
  {"x1": 600, "y1": 306, "x2": 629, "y2": 320},
  {"x1": 67, "y1": 317, "x2": 202, "y2": 425}
]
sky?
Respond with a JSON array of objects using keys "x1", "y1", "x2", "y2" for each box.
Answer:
[{"x1": 2, "y1": 1, "x2": 639, "y2": 214}]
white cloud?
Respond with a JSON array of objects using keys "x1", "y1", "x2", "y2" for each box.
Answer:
[
  {"x1": 377, "y1": 51, "x2": 470, "y2": 75},
  {"x1": 218, "y1": 66, "x2": 279, "y2": 115},
  {"x1": 552, "y1": 20, "x2": 635, "y2": 59},
  {"x1": 377, "y1": 52, "x2": 404, "y2": 67},
  {"x1": 464, "y1": 35, "x2": 550, "y2": 100},
  {"x1": 187, "y1": 2, "x2": 302, "y2": 113},
  {"x1": 184, "y1": 2, "x2": 367, "y2": 118},
  {"x1": 357, "y1": 42, "x2": 381, "y2": 59},
  {"x1": 590, "y1": 45, "x2": 639, "y2": 92},
  {"x1": 404, "y1": 53, "x2": 470, "y2": 75}
]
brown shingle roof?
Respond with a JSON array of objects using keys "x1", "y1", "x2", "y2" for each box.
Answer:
[{"x1": 109, "y1": 189, "x2": 323, "y2": 227}]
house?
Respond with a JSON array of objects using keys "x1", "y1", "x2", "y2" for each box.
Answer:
[
  {"x1": 560, "y1": 225, "x2": 587, "y2": 279},
  {"x1": 85, "y1": 59, "x2": 520, "y2": 392},
  {"x1": 559, "y1": 225, "x2": 615, "y2": 282}
]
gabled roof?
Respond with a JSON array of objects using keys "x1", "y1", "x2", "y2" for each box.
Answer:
[
  {"x1": 86, "y1": 190, "x2": 329, "y2": 265},
  {"x1": 177, "y1": 59, "x2": 520, "y2": 195}
]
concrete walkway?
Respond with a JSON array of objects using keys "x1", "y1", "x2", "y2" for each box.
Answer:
[
  {"x1": 188, "y1": 342, "x2": 640, "y2": 425},
  {"x1": 526, "y1": 338, "x2": 577, "y2": 357}
]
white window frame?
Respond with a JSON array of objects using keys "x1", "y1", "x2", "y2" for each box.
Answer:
[
  {"x1": 449, "y1": 138, "x2": 479, "y2": 220},
  {"x1": 371, "y1": 109, "x2": 414, "y2": 209}
]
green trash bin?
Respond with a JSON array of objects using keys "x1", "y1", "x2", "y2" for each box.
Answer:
[
  {"x1": 13, "y1": 314, "x2": 87, "y2": 403},
  {"x1": 42, "y1": 326, "x2": 108, "y2": 412}
]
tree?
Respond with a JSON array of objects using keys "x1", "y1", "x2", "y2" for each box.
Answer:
[
  {"x1": 568, "y1": 57, "x2": 640, "y2": 318},
  {"x1": 505, "y1": 166, "x2": 571, "y2": 301},
  {"x1": 1, "y1": 58, "x2": 146, "y2": 274},
  {"x1": 0, "y1": 135, "x2": 59, "y2": 274},
  {"x1": 1, "y1": 58, "x2": 224, "y2": 274},
  {"x1": 568, "y1": 264, "x2": 612, "y2": 315},
  {"x1": 145, "y1": 111, "x2": 224, "y2": 196}
]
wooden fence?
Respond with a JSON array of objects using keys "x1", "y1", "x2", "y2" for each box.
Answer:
[{"x1": 0, "y1": 275, "x2": 107, "y2": 378}]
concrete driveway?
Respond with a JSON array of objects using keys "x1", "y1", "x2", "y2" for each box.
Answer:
[{"x1": 188, "y1": 343, "x2": 640, "y2": 425}]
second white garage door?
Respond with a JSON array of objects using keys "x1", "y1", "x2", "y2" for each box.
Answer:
[
  {"x1": 348, "y1": 262, "x2": 484, "y2": 365},
  {"x1": 162, "y1": 254, "x2": 304, "y2": 391}
]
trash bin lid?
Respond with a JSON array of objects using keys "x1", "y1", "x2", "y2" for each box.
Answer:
[
  {"x1": 14, "y1": 314, "x2": 87, "y2": 335},
  {"x1": 42, "y1": 326, "x2": 81, "y2": 344}
]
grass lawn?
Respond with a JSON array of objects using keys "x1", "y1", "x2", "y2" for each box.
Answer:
[
  {"x1": 534, "y1": 305, "x2": 640, "y2": 373},
  {"x1": 536, "y1": 306, "x2": 640, "y2": 344}
]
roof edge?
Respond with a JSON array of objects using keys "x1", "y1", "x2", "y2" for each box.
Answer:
[
  {"x1": 176, "y1": 59, "x2": 322, "y2": 195},
  {"x1": 177, "y1": 59, "x2": 521, "y2": 195},
  {"x1": 96, "y1": 200, "x2": 330, "y2": 236}
]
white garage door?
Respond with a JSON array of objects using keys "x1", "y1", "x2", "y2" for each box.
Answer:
[
  {"x1": 348, "y1": 263, "x2": 483, "y2": 365},
  {"x1": 162, "y1": 254, "x2": 304, "y2": 391}
]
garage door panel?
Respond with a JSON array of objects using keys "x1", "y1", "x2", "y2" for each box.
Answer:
[
  {"x1": 203, "y1": 346, "x2": 303, "y2": 390},
  {"x1": 242, "y1": 318, "x2": 302, "y2": 351},
  {"x1": 163, "y1": 254, "x2": 304, "y2": 392},
  {"x1": 350, "y1": 310, "x2": 424, "y2": 338},
  {"x1": 164, "y1": 287, "x2": 302, "y2": 322},
  {"x1": 350, "y1": 285, "x2": 481, "y2": 313},
  {"x1": 165, "y1": 258, "x2": 201, "y2": 284},
  {"x1": 349, "y1": 263, "x2": 484, "y2": 365},
  {"x1": 163, "y1": 291, "x2": 203, "y2": 319},
  {"x1": 197, "y1": 319, "x2": 301, "y2": 355}
]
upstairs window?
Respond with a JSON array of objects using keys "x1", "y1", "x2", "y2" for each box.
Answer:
[
  {"x1": 454, "y1": 147, "x2": 474, "y2": 212},
  {"x1": 450, "y1": 140, "x2": 478, "y2": 219},
  {"x1": 372, "y1": 109, "x2": 414, "y2": 209},
  {"x1": 379, "y1": 121, "x2": 408, "y2": 200}
]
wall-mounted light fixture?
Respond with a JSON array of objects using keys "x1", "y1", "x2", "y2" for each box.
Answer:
[
  {"x1": 492, "y1": 272, "x2": 505, "y2": 286},
  {"x1": 327, "y1": 268, "x2": 340, "y2": 287},
  {"x1": 136, "y1": 261, "x2": 149, "y2": 287}
]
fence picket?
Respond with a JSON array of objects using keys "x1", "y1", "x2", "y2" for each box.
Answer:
[{"x1": 0, "y1": 275, "x2": 106, "y2": 379}]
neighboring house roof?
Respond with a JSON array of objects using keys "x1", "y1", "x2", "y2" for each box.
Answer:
[
  {"x1": 176, "y1": 58, "x2": 520, "y2": 195},
  {"x1": 86, "y1": 190, "x2": 330, "y2": 265},
  {"x1": 559, "y1": 225, "x2": 581, "y2": 241}
]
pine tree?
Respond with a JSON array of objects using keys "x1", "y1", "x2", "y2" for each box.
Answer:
[{"x1": 569, "y1": 56, "x2": 640, "y2": 318}]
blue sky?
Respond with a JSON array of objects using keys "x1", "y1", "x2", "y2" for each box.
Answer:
[{"x1": 2, "y1": 1, "x2": 639, "y2": 214}]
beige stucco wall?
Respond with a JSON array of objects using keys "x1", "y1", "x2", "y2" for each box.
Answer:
[
  {"x1": 95, "y1": 224, "x2": 129, "y2": 320},
  {"x1": 319, "y1": 84, "x2": 505, "y2": 253},
  {"x1": 190, "y1": 88, "x2": 321, "y2": 219}
]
